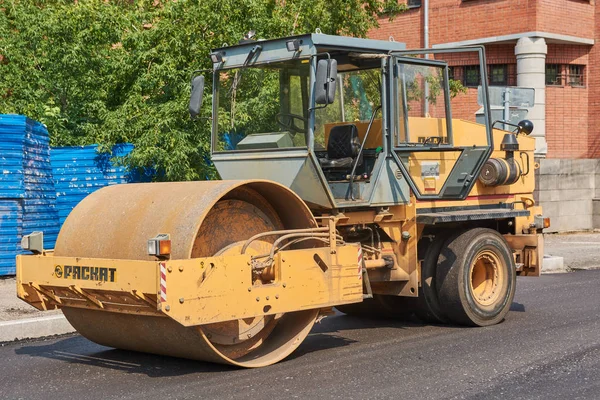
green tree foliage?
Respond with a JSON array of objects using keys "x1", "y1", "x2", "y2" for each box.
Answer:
[{"x1": 0, "y1": 0, "x2": 401, "y2": 180}]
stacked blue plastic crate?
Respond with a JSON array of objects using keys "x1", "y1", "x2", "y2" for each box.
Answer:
[
  {"x1": 0, "y1": 115, "x2": 27, "y2": 275},
  {"x1": 0, "y1": 200, "x2": 22, "y2": 275},
  {"x1": 22, "y1": 120, "x2": 60, "y2": 251},
  {"x1": 0, "y1": 115, "x2": 59, "y2": 275},
  {"x1": 50, "y1": 144, "x2": 136, "y2": 226}
]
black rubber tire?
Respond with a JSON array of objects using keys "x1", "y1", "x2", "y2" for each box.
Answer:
[
  {"x1": 414, "y1": 230, "x2": 458, "y2": 324},
  {"x1": 436, "y1": 228, "x2": 516, "y2": 327}
]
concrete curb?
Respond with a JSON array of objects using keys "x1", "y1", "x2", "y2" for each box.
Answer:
[
  {"x1": 542, "y1": 255, "x2": 567, "y2": 274},
  {"x1": 0, "y1": 314, "x2": 75, "y2": 343}
]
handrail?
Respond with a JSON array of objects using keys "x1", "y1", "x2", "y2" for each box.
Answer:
[{"x1": 346, "y1": 105, "x2": 382, "y2": 201}]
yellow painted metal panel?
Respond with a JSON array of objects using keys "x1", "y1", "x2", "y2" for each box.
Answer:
[
  {"x1": 16, "y1": 244, "x2": 364, "y2": 326},
  {"x1": 161, "y1": 245, "x2": 363, "y2": 326},
  {"x1": 17, "y1": 255, "x2": 159, "y2": 294},
  {"x1": 17, "y1": 254, "x2": 161, "y2": 315}
]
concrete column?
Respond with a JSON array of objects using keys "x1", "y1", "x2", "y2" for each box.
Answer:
[{"x1": 515, "y1": 37, "x2": 548, "y2": 157}]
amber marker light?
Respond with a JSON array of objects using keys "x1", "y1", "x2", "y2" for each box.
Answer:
[{"x1": 148, "y1": 234, "x2": 171, "y2": 257}]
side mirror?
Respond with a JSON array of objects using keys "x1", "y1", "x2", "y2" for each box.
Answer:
[
  {"x1": 315, "y1": 59, "x2": 337, "y2": 105},
  {"x1": 518, "y1": 119, "x2": 534, "y2": 135},
  {"x1": 189, "y1": 75, "x2": 205, "y2": 119}
]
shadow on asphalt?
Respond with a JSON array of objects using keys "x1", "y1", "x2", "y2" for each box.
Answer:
[
  {"x1": 15, "y1": 336, "x2": 235, "y2": 375},
  {"x1": 287, "y1": 313, "x2": 418, "y2": 360},
  {"x1": 14, "y1": 301, "x2": 526, "y2": 374},
  {"x1": 285, "y1": 332, "x2": 357, "y2": 361},
  {"x1": 317, "y1": 312, "x2": 422, "y2": 333},
  {"x1": 13, "y1": 314, "x2": 409, "y2": 374}
]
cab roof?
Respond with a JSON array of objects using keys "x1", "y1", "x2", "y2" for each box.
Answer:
[{"x1": 211, "y1": 33, "x2": 406, "y2": 69}]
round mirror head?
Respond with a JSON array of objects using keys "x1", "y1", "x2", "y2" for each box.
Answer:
[{"x1": 518, "y1": 119, "x2": 534, "y2": 135}]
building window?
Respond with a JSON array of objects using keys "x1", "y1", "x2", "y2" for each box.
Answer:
[
  {"x1": 464, "y1": 65, "x2": 480, "y2": 87},
  {"x1": 568, "y1": 65, "x2": 584, "y2": 87},
  {"x1": 407, "y1": 0, "x2": 422, "y2": 7},
  {"x1": 448, "y1": 66, "x2": 455, "y2": 80},
  {"x1": 448, "y1": 66, "x2": 466, "y2": 84},
  {"x1": 489, "y1": 64, "x2": 507, "y2": 86},
  {"x1": 545, "y1": 64, "x2": 561, "y2": 86},
  {"x1": 545, "y1": 64, "x2": 586, "y2": 87}
]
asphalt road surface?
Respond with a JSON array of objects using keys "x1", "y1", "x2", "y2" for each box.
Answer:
[{"x1": 2, "y1": 270, "x2": 599, "y2": 400}]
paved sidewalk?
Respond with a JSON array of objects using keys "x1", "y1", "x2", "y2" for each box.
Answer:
[
  {"x1": 0, "y1": 277, "x2": 73, "y2": 342},
  {"x1": 0, "y1": 277, "x2": 62, "y2": 322},
  {"x1": 1, "y1": 232, "x2": 599, "y2": 343},
  {"x1": 544, "y1": 232, "x2": 600, "y2": 270}
]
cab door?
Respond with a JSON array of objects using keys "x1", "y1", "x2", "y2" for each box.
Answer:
[{"x1": 389, "y1": 47, "x2": 493, "y2": 200}]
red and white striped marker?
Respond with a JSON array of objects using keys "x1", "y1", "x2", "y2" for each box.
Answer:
[
  {"x1": 159, "y1": 262, "x2": 167, "y2": 302},
  {"x1": 357, "y1": 247, "x2": 363, "y2": 280}
]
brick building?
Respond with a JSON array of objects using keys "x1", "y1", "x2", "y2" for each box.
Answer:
[{"x1": 369, "y1": 0, "x2": 600, "y2": 231}]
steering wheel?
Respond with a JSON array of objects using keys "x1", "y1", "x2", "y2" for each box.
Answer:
[{"x1": 276, "y1": 113, "x2": 308, "y2": 135}]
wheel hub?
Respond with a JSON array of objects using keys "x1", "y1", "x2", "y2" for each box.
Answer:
[{"x1": 469, "y1": 250, "x2": 504, "y2": 307}]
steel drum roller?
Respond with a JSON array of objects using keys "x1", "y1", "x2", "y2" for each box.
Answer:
[{"x1": 55, "y1": 180, "x2": 319, "y2": 367}]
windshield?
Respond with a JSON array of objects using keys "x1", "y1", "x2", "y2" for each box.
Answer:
[
  {"x1": 214, "y1": 59, "x2": 310, "y2": 152},
  {"x1": 314, "y1": 68, "x2": 382, "y2": 151}
]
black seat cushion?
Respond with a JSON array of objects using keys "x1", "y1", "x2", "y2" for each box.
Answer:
[
  {"x1": 318, "y1": 157, "x2": 354, "y2": 169},
  {"x1": 327, "y1": 124, "x2": 359, "y2": 159},
  {"x1": 319, "y1": 124, "x2": 363, "y2": 171}
]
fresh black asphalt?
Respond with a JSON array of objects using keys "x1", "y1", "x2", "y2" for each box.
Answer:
[{"x1": 1, "y1": 270, "x2": 599, "y2": 400}]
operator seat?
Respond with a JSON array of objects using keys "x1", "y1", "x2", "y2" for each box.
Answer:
[{"x1": 319, "y1": 124, "x2": 363, "y2": 169}]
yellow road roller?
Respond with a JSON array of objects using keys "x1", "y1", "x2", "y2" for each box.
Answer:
[{"x1": 17, "y1": 33, "x2": 546, "y2": 367}]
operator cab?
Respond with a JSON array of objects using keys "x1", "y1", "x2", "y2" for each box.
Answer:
[{"x1": 193, "y1": 33, "x2": 494, "y2": 209}]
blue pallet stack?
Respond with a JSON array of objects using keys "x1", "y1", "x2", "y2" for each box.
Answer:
[
  {"x1": 0, "y1": 114, "x2": 141, "y2": 276},
  {"x1": 22, "y1": 120, "x2": 60, "y2": 251},
  {"x1": 50, "y1": 144, "x2": 136, "y2": 226},
  {"x1": 0, "y1": 115, "x2": 60, "y2": 275},
  {"x1": 0, "y1": 200, "x2": 23, "y2": 276},
  {"x1": 0, "y1": 115, "x2": 26, "y2": 275}
]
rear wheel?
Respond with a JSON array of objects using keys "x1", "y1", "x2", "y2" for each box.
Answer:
[
  {"x1": 413, "y1": 231, "x2": 456, "y2": 324},
  {"x1": 436, "y1": 228, "x2": 516, "y2": 327}
]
